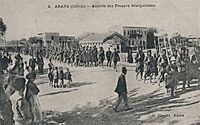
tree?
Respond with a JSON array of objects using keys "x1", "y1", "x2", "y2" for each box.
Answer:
[
  {"x1": 0, "y1": 18, "x2": 7, "y2": 37},
  {"x1": 147, "y1": 27, "x2": 158, "y2": 49}
]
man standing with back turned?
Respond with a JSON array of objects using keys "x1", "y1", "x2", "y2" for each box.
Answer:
[{"x1": 113, "y1": 67, "x2": 130, "y2": 112}]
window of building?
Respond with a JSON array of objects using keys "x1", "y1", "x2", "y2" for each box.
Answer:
[
  {"x1": 132, "y1": 41, "x2": 134, "y2": 45},
  {"x1": 140, "y1": 41, "x2": 142, "y2": 45},
  {"x1": 143, "y1": 41, "x2": 145, "y2": 46},
  {"x1": 51, "y1": 36, "x2": 54, "y2": 40},
  {"x1": 144, "y1": 31, "x2": 147, "y2": 35},
  {"x1": 124, "y1": 30, "x2": 126, "y2": 36},
  {"x1": 127, "y1": 30, "x2": 130, "y2": 35}
]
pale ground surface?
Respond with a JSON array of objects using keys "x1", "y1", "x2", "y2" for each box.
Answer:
[{"x1": 10, "y1": 54, "x2": 200, "y2": 125}]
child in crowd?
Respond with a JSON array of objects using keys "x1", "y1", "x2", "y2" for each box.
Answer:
[
  {"x1": 59, "y1": 67, "x2": 65, "y2": 88},
  {"x1": 65, "y1": 68, "x2": 72, "y2": 88},
  {"x1": 53, "y1": 67, "x2": 59, "y2": 88}
]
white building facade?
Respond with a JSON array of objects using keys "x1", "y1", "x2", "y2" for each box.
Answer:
[{"x1": 108, "y1": 25, "x2": 147, "y2": 50}]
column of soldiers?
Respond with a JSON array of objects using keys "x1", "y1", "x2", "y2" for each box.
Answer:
[
  {"x1": 135, "y1": 46, "x2": 196, "y2": 97},
  {"x1": 41, "y1": 45, "x2": 120, "y2": 69}
]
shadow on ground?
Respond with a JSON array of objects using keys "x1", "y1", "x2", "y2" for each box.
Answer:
[
  {"x1": 39, "y1": 89, "x2": 78, "y2": 97},
  {"x1": 39, "y1": 81, "x2": 95, "y2": 97},
  {"x1": 69, "y1": 82, "x2": 96, "y2": 88},
  {"x1": 41, "y1": 86, "x2": 200, "y2": 125}
]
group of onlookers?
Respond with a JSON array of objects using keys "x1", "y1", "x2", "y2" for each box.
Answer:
[
  {"x1": 48, "y1": 59, "x2": 72, "y2": 88},
  {"x1": 0, "y1": 52, "x2": 42, "y2": 125}
]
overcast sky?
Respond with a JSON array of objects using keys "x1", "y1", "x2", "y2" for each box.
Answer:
[{"x1": 0, "y1": 0, "x2": 199, "y2": 41}]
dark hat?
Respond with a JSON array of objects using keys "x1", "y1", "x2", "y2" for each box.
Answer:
[{"x1": 26, "y1": 72, "x2": 36, "y2": 80}]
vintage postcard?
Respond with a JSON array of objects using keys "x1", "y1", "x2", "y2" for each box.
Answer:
[{"x1": 0, "y1": 0, "x2": 200, "y2": 125}]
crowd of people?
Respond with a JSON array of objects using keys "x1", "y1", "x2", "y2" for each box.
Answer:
[
  {"x1": 0, "y1": 43, "x2": 199, "y2": 124},
  {"x1": 0, "y1": 50, "x2": 41, "y2": 125},
  {"x1": 48, "y1": 59, "x2": 73, "y2": 88},
  {"x1": 135, "y1": 46, "x2": 199, "y2": 97},
  {"x1": 28, "y1": 46, "x2": 121, "y2": 71}
]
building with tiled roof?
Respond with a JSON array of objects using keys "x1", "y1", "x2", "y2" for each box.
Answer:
[{"x1": 79, "y1": 32, "x2": 129, "y2": 53}]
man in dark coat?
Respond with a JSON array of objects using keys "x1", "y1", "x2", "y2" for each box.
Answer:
[
  {"x1": 111, "y1": 48, "x2": 120, "y2": 71},
  {"x1": 113, "y1": 67, "x2": 130, "y2": 112},
  {"x1": 106, "y1": 47, "x2": 112, "y2": 67}
]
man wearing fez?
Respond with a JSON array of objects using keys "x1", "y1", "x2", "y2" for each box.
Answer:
[{"x1": 113, "y1": 67, "x2": 130, "y2": 112}]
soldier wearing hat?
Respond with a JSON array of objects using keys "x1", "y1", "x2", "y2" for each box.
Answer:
[
  {"x1": 165, "y1": 56, "x2": 178, "y2": 97},
  {"x1": 157, "y1": 49, "x2": 168, "y2": 83},
  {"x1": 177, "y1": 46, "x2": 190, "y2": 89},
  {"x1": 144, "y1": 50, "x2": 154, "y2": 83},
  {"x1": 106, "y1": 47, "x2": 112, "y2": 67},
  {"x1": 111, "y1": 48, "x2": 120, "y2": 71},
  {"x1": 135, "y1": 46, "x2": 145, "y2": 80}
]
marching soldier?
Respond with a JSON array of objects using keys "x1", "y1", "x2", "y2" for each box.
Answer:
[
  {"x1": 98, "y1": 47, "x2": 105, "y2": 67},
  {"x1": 106, "y1": 47, "x2": 112, "y2": 67},
  {"x1": 165, "y1": 56, "x2": 178, "y2": 97},
  {"x1": 111, "y1": 48, "x2": 120, "y2": 71},
  {"x1": 135, "y1": 47, "x2": 145, "y2": 80},
  {"x1": 157, "y1": 49, "x2": 168, "y2": 83},
  {"x1": 144, "y1": 50, "x2": 154, "y2": 83},
  {"x1": 177, "y1": 47, "x2": 190, "y2": 90},
  {"x1": 85, "y1": 47, "x2": 90, "y2": 67},
  {"x1": 127, "y1": 49, "x2": 133, "y2": 63}
]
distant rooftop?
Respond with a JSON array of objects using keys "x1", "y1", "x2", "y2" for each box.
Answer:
[
  {"x1": 79, "y1": 33, "x2": 111, "y2": 43},
  {"x1": 79, "y1": 32, "x2": 129, "y2": 44},
  {"x1": 122, "y1": 26, "x2": 147, "y2": 28}
]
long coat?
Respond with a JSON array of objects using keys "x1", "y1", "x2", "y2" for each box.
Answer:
[{"x1": 114, "y1": 74, "x2": 127, "y2": 95}]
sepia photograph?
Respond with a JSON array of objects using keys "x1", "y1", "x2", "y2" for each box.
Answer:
[{"x1": 0, "y1": 0, "x2": 200, "y2": 124}]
